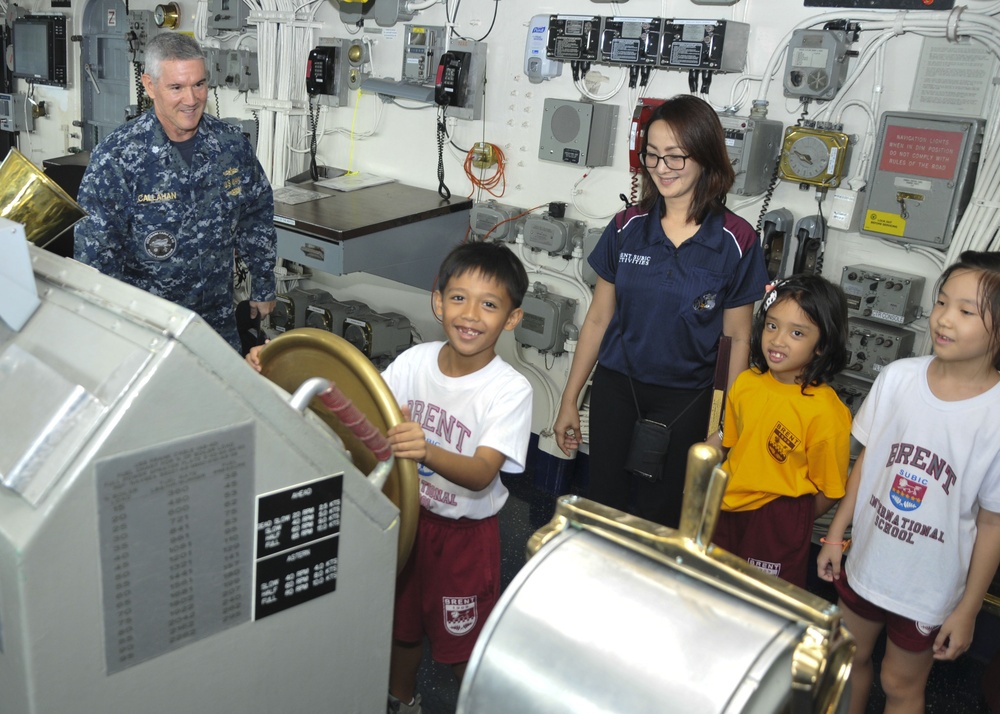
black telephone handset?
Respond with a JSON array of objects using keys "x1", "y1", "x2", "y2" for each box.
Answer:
[
  {"x1": 435, "y1": 51, "x2": 468, "y2": 106},
  {"x1": 306, "y1": 46, "x2": 337, "y2": 96}
]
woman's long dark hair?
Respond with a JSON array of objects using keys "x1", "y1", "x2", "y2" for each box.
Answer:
[
  {"x1": 749, "y1": 274, "x2": 849, "y2": 393},
  {"x1": 637, "y1": 95, "x2": 735, "y2": 224}
]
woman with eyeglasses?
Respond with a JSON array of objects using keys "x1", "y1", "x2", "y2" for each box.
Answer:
[{"x1": 553, "y1": 94, "x2": 768, "y2": 530}]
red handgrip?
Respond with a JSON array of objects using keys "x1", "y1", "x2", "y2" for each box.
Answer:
[{"x1": 317, "y1": 383, "x2": 393, "y2": 462}]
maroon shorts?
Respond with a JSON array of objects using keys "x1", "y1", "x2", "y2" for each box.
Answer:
[
  {"x1": 393, "y1": 508, "x2": 500, "y2": 665},
  {"x1": 713, "y1": 495, "x2": 815, "y2": 588},
  {"x1": 834, "y1": 570, "x2": 940, "y2": 652}
]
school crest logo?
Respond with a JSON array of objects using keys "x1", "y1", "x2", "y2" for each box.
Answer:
[
  {"x1": 889, "y1": 472, "x2": 926, "y2": 511},
  {"x1": 442, "y1": 596, "x2": 477, "y2": 636},
  {"x1": 144, "y1": 230, "x2": 177, "y2": 260},
  {"x1": 767, "y1": 421, "x2": 800, "y2": 463}
]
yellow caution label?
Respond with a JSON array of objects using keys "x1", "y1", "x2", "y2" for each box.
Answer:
[{"x1": 863, "y1": 210, "x2": 906, "y2": 237}]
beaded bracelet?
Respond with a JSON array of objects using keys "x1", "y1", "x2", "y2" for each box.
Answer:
[{"x1": 820, "y1": 536, "x2": 852, "y2": 552}]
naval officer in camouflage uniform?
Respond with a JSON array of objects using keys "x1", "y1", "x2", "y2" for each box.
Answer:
[{"x1": 74, "y1": 33, "x2": 276, "y2": 351}]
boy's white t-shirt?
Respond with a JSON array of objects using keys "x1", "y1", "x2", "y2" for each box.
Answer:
[
  {"x1": 381, "y1": 341, "x2": 533, "y2": 520},
  {"x1": 848, "y1": 355, "x2": 1000, "y2": 624}
]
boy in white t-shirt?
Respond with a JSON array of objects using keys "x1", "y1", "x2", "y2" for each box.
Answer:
[{"x1": 383, "y1": 242, "x2": 532, "y2": 714}]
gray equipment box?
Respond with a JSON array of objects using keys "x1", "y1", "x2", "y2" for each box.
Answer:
[
  {"x1": 719, "y1": 113, "x2": 784, "y2": 197},
  {"x1": 861, "y1": 112, "x2": 983, "y2": 249},
  {"x1": 0, "y1": 242, "x2": 398, "y2": 713},
  {"x1": 539, "y1": 99, "x2": 619, "y2": 167},
  {"x1": 841, "y1": 264, "x2": 925, "y2": 326}
]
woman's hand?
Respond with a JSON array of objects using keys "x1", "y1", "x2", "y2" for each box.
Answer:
[{"x1": 554, "y1": 402, "x2": 581, "y2": 456}]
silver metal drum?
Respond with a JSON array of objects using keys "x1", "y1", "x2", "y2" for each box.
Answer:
[{"x1": 459, "y1": 447, "x2": 854, "y2": 714}]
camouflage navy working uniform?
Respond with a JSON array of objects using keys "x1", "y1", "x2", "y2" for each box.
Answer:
[{"x1": 74, "y1": 110, "x2": 277, "y2": 351}]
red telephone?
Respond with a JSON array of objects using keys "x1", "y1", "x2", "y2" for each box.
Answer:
[{"x1": 628, "y1": 98, "x2": 666, "y2": 172}]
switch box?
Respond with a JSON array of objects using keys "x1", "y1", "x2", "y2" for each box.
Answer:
[
  {"x1": 523, "y1": 214, "x2": 586, "y2": 257},
  {"x1": 207, "y1": 0, "x2": 249, "y2": 34},
  {"x1": 841, "y1": 264, "x2": 925, "y2": 325},
  {"x1": 546, "y1": 15, "x2": 602, "y2": 61},
  {"x1": 658, "y1": 20, "x2": 749, "y2": 72},
  {"x1": 845, "y1": 318, "x2": 915, "y2": 381},
  {"x1": 515, "y1": 284, "x2": 578, "y2": 354},
  {"x1": 830, "y1": 372, "x2": 871, "y2": 417},
  {"x1": 470, "y1": 200, "x2": 527, "y2": 242},
  {"x1": 718, "y1": 113, "x2": 784, "y2": 197}
]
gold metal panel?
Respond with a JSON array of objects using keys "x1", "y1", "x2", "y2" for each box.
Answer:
[
  {"x1": 0, "y1": 148, "x2": 86, "y2": 247},
  {"x1": 259, "y1": 328, "x2": 419, "y2": 571}
]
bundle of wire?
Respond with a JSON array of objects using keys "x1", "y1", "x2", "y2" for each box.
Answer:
[{"x1": 463, "y1": 143, "x2": 506, "y2": 198}]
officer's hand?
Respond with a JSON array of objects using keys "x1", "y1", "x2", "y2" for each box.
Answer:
[{"x1": 250, "y1": 300, "x2": 276, "y2": 319}]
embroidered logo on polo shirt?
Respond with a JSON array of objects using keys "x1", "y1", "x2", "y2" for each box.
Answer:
[
  {"x1": 693, "y1": 291, "x2": 717, "y2": 310},
  {"x1": 619, "y1": 252, "x2": 651, "y2": 266}
]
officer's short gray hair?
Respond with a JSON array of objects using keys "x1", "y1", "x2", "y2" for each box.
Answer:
[{"x1": 145, "y1": 33, "x2": 205, "y2": 81}]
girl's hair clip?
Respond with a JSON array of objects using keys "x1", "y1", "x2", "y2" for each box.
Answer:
[{"x1": 762, "y1": 279, "x2": 786, "y2": 311}]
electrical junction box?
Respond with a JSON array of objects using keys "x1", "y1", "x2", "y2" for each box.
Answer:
[
  {"x1": 829, "y1": 372, "x2": 871, "y2": 417},
  {"x1": 525, "y1": 15, "x2": 563, "y2": 84},
  {"x1": 125, "y1": 10, "x2": 155, "y2": 64},
  {"x1": 470, "y1": 200, "x2": 527, "y2": 242},
  {"x1": 523, "y1": 214, "x2": 587, "y2": 257},
  {"x1": 224, "y1": 50, "x2": 259, "y2": 92},
  {"x1": 515, "y1": 284, "x2": 578, "y2": 354},
  {"x1": 841, "y1": 264, "x2": 925, "y2": 326},
  {"x1": 845, "y1": 318, "x2": 915, "y2": 381},
  {"x1": 599, "y1": 17, "x2": 661, "y2": 65},
  {"x1": 539, "y1": 99, "x2": 619, "y2": 167},
  {"x1": 206, "y1": 0, "x2": 249, "y2": 34},
  {"x1": 0, "y1": 92, "x2": 32, "y2": 132},
  {"x1": 344, "y1": 309, "x2": 413, "y2": 366},
  {"x1": 270, "y1": 288, "x2": 331, "y2": 334},
  {"x1": 657, "y1": 20, "x2": 749, "y2": 72},
  {"x1": 546, "y1": 15, "x2": 602, "y2": 62},
  {"x1": 402, "y1": 25, "x2": 446, "y2": 84},
  {"x1": 861, "y1": 112, "x2": 984, "y2": 249},
  {"x1": 718, "y1": 113, "x2": 784, "y2": 196},
  {"x1": 443, "y1": 38, "x2": 488, "y2": 121},
  {"x1": 582, "y1": 226, "x2": 603, "y2": 287},
  {"x1": 222, "y1": 117, "x2": 258, "y2": 151},
  {"x1": 783, "y1": 29, "x2": 851, "y2": 100},
  {"x1": 205, "y1": 49, "x2": 225, "y2": 88},
  {"x1": 305, "y1": 294, "x2": 361, "y2": 334}
]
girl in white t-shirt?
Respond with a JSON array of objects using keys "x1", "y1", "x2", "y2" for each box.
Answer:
[{"x1": 817, "y1": 250, "x2": 1000, "y2": 714}]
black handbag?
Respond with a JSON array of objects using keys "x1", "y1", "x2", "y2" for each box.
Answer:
[
  {"x1": 624, "y1": 417, "x2": 672, "y2": 482},
  {"x1": 618, "y1": 330, "x2": 703, "y2": 482}
]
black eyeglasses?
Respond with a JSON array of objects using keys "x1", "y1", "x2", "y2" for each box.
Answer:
[{"x1": 639, "y1": 151, "x2": 691, "y2": 170}]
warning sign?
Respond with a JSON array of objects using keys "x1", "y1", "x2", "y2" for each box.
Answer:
[
  {"x1": 878, "y1": 125, "x2": 963, "y2": 180},
  {"x1": 863, "y1": 210, "x2": 906, "y2": 237}
]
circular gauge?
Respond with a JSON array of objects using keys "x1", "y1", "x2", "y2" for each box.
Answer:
[
  {"x1": 153, "y1": 2, "x2": 180, "y2": 29},
  {"x1": 5, "y1": 44, "x2": 13, "y2": 73},
  {"x1": 784, "y1": 134, "x2": 830, "y2": 180},
  {"x1": 778, "y1": 127, "x2": 851, "y2": 187}
]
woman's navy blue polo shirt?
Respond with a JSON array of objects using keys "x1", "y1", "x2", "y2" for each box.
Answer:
[{"x1": 589, "y1": 201, "x2": 767, "y2": 389}]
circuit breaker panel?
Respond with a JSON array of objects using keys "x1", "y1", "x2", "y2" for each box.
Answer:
[{"x1": 861, "y1": 112, "x2": 983, "y2": 248}]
